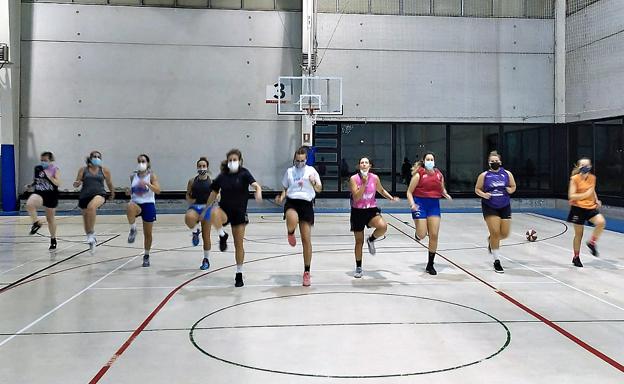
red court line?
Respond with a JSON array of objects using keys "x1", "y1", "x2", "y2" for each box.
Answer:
[{"x1": 387, "y1": 219, "x2": 624, "y2": 373}]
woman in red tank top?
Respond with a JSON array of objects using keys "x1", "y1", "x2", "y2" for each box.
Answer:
[{"x1": 406, "y1": 152, "x2": 452, "y2": 275}]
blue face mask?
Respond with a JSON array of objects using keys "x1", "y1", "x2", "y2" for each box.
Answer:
[
  {"x1": 424, "y1": 160, "x2": 435, "y2": 170},
  {"x1": 40, "y1": 161, "x2": 49, "y2": 169},
  {"x1": 580, "y1": 166, "x2": 591, "y2": 174},
  {"x1": 91, "y1": 158, "x2": 102, "y2": 167}
]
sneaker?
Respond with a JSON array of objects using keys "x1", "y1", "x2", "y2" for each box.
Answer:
[
  {"x1": 192, "y1": 229, "x2": 201, "y2": 247},
  {"x1": 87, "y1": 236, "x2": 97, "y2": 255},
  {"x1": 366, "y1": 237, "x2": 376, "y2": 255},
  {"x1": 200, "y1": 258, "x2": 210, "y2": 270},
  {"x1": 219, "y1": 232, "x2": 229, "y2": 252},
  {"x1": 49, "y1": 238, "x2": 57, "y2": 251},
  {"x1": 234, "y1": 272, "x2": 244, "y2": 287},
  {"x1": 354, "y1": 266, "x2": 363, "y2": 278},
  {"x1": 287, "y1": 232, "x2": 296, "y2": 247},
  {"x1": 142, "y1": 255, "x2": 150, "y2": 267},
  {"x1": 128, "y1": 227, "x2": 137, "y2": 243},
  {"x1": 425, "y1": 263, "x2": 437, "y2": 275},
  {"x1": 573, "y1": 257, "x2": 583, "y2": 267},
  {"x1": 302, "y1": 271, "x2": 311, "y2": 286},
  {"x1": 29, "y1": 221, "x2": 42, "y2": 235},
  {"x1": 494, "y1": 259, "x2": 504, "y2": 273},
  {"x1": 586, "y1": 241, "x2": 599, "y2": 257}
]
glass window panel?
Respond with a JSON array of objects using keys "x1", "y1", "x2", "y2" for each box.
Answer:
[
  {"x1": 341, "y1": 123, "x2": 392, "y2": 191},
  {"x1": 404, "y1": 0, "x2": 430, "y2": 15},
  {"x1": 449, "y1": 125, "x2": 499, "y2": 192},
  {"x1": 570, "y1": 123, "x2": 594, "y2": 163},
  {"x1": 276, "y1": 0, "x2": 302, "y2": 11},
  {"x1": 396, "y1": 124, "x2": 447, "y2": 192},
  {"x1": 434, "y1": 0, "x2": 461, "y2": 16},
  {"x1": 502, "y1": 125, "x2": 551, "y2": 191},
  {"x1": 318, "y1": 0, "x2": 337, "y2": 13},
  {"x1": 110, "y1": 0, "x2": 142, "y2": 5},
  {"x1": 243, "y1": 0, "x2": 275, "y2": 10},
  {"x1": 338, "y1": 0, "x2": 368, "y2": 14},
  {"x1": 526, "y1": 0, "x2": 554, "y2": 18},
  {"x1": 73, "y1": 0, "x2": 108, "y2": 4},
  {"x1": 493, "y1": 0, "x2": 525, "y2": 17},
  {"x1": 371, "y1": 0, "x2": 399, "y2": 15},
  {"x1": 315, "y1": 124, "x2": 337, "y2": 134},
  {"x1": 463, "y1": 0, "x2": 492, "y2": 17},
  {"x1": 594, "y1": 123, "x2": 623, "y2": 194},
  {"x1": 321, "y1": 178, "x2": 339, "y2": 192},
  {"x1": 211, "y1": 0, "x2": 242, "y2": 9},
  {"x1": 316, "y1": 152, "x2": 337, "y2": 163},
  {"x1": 314, "y1": 138, "x2": 338, "y2": 148},
  {"x1": 143, "y1": 0, "x2": 175, "y2": 5}
]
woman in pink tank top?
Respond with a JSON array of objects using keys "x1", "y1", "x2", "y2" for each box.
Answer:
[{"x1": 349, "y1": 157, "x2": 399, "y2": 278}]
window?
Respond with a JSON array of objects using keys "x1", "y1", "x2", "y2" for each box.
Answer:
[
  {"x1": 503, "y1": 125, "x2": 551, "y2": 191},
  {"x1": 341, "y1": 123, "x2": 392, "y2": 191},
  {"x1": 594, "y1": 119, "x2": 624, "y2": 194},
  {"x1": 449, "y1": 125, "x2": 499, "y2": 192},
  {"x1": 396, "y1": 124, "x2": 447, "y2": 192}
]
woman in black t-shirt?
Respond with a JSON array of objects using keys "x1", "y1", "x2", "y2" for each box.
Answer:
[{"x1": 206, "y1": 149, "x2": 262, "y2": 287}]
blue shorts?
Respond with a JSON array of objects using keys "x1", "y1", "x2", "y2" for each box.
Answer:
[
  {"x1": 135, "y1": 202, "x2": 157, "y2": 222},
  {"x1": 411, "y1": 197, "x2": 441, "y2": 219},
  {"x1": 188, "y1": 204, "x2": 212, "y2": 221}
]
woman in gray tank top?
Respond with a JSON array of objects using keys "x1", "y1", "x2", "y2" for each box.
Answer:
[{"x1": 73, "y1": 150, "x2": 115, "y2": 254}]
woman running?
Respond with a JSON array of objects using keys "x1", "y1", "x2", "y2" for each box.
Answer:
[
  {"x1": 25, "y1": 151, "x2": 61, "y2": 251},
  {"x1": 475, "y1": 151, "x2": 516, "y2": 273},
  {"x1": 73, "y1": 150, "x2": 114, "y2": 254},
  {"x1": 185, "y1": 157, "x2": 218, "y2": 270},
  {"x1": 406, "y1": 152, "x2": 451, "y2": 275},
  {"x1": 275, "y1": 147, "x2": 322, "y2": 286},
  {"x1": 567, "y1": 157, "x2": 606, "y2": 267},
  {"x1": 126, "y1": 154, "x2": 161, "y2": 267},
  {"x1": 349, "y1": 157, "x2": 399, "y2": 278},
  {"x1": 206, "y1": 149, "x2": 262, "y2": 287}
]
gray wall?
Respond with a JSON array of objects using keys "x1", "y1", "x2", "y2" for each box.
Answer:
[
  {"x1": 566, "y1": 0, "x2": 624, "y2": 122},
  {"x1": 19, "y1": 3, "x2": 556, "y2": 192},
  {"x1": 316, "y1": 13, "x2": 554, "y2": 124}
]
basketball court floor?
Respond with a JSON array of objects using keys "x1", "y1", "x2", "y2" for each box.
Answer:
[{"x1": 0, "y1": 209, "x2": 623, "y2": 383}]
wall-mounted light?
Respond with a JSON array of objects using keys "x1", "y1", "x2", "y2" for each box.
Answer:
[{"x1": 0, "y1": 44, "x2": 8, "y2": 64}]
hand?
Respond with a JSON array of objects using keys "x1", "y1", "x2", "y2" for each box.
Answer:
[
  {"x1": 125, "y1": 187, "x2": 131, "y2": 195},
  {"x1": 24, "y1": 184, "x2": 33, "y2": 192},
  {"x1": 73, "y1": 181, "x2": 81, "y2": 188},
  {"x1": 255, "y1": 191, "x2": 262, "y2": 202},
  {"x1": 308, "y1": 175, "x2": 316, "y2": 185},
  {"x1": 410, "y1": 203, "x2": 419, "y2": 211},
  {"x1": 275, "y1": 195, "x2": 284, "y2": 204},
  {"x1": 391, "y1": 196, "x2": 400, "y2": 203},
  {"x1": 597, "y1": 200, "x2": 602, "y2": 208},
  {"x1": 444, "y1": 193, "x2": 453, "y2": 200},
  {"x1": 482, "y1": 192, "x2": 492, "y2": 200},
  {"x1": 110, "y1": 192, "x2": 116, "y2": 200}
]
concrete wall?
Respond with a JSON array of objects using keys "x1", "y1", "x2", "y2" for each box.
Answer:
[{"x1": 566, "y1": 0, "x2": 624, "y2": 122}]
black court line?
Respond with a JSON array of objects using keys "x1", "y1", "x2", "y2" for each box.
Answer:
[
  {"x1": 386, "y1": 214, "x2": 624, "y2": 373},
  {"x1": 5, "y1": 319, "x2": 624, "y2": 337},
  {"x1": 0, "y1": 235, "x2": 120, "y2": 294}
]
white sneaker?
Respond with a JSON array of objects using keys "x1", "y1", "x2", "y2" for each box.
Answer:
[
  {"x1": 87, "y1": 236, "x2": 97, "y2": 255},
  {"x1": 354, "y1": 267, "x2": 363, "y2": 278},
  {"x1": 366, "y1": 237, "x2": 376, "y2": 255}
]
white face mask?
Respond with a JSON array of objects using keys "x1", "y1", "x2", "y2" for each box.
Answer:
[
  {"x1": 424, "y1": 160, "x2": 435, "y2": 170},
  {"x1": 360, "y1": 170, "x2": 368, "y2": 176},
  {"x1": 228, "y1": 160, "x2": 239, "y2": 172},
  {"x1": 137, "y1": 162, "x2": 148, "y2": 172}
]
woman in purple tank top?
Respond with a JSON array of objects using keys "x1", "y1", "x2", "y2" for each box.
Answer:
[{"x1": 474, "y1": 151, "x2": 516, "y2": 273}]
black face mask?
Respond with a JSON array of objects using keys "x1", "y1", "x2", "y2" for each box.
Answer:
[{"x1": 489, "y1": 162, "x2": 501, "y2": 170}]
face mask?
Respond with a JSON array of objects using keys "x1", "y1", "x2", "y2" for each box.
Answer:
[
  {"x1": 91, "y1": 158, "x2": 102, "y2": 167},
  {"x1": 580, "y1": 166, "x2": 591, "y2": 174},
  {"x1": 228, "y1": 160, "x2": 239, "y2": 172},
  {"x1": 489, "y1": 162, "x2": 501, "y2": 170},
  {"x1": 295, "y1": 160, "x2": 306, "y2": 169},
  {"x1": 40, "y1": 161, "x2": 50, "y2": 170},
  {"x1": 360, "y1": 170, "x2": 368, "y2": 176},
  {"x1": 197, "y1": 168, "x2": 208, "y2": 176},
  {"x1": 137, "y1": 162, "x2": 148, "y2": 172},
  {"x1": 424, "y1": 160, "x2": 435, "y2": 170}
]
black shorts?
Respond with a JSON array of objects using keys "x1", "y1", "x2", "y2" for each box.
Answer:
[
  {"x1": 34, "y1": 191, "x2": 59, "y2": 209},
  {"x1": 221, "y1": 206, "x2": 249, "y2": 227},
  {"x1": 567, "y1": 205, "x2": 600, "y2": 225},
  {"x1": 350, "y1": 207, "x2": 381, "y2": 232},
  {"x1": 283, "y1": 198, "x2": 315, "y2": 225},
  {"x1": 78, "y1": 194, "x2": 107, "y2": 209},
  {"x1": 482, "y1": 202, "x2": 512, "y2": 219}
]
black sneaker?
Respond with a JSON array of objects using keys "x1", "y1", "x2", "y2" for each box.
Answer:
[
  {"x1": 219, "y1": 232, "x2": 229, "y2": 252},
  {"x1": 29, "y1": 221, "x2": 42, "y2": 235},
  {"x1": 425, "y1": 263, "x2": 437, "y2": 275},
  {"x1": 142, "y1": 255, "x2": 150, "y2": 267},
  {"x1": 572, "y1": 257, "x2": 583, "y2": 267},
  {"x1": 49, "y1": 238, "x2": 57, "y2": 251},
  {"x1": 586, "y1": 242, "x2": 599, "y2": 257},
  {"x1": 234, "y1": 272, "x2": 244, "y2": 287},
  {"x1": 494, "y1": 260, "x2": 504, "y2": 273}
]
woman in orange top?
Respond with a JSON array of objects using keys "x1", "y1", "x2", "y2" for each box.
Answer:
[{"x1": 567, "y1": 157, "x2": 606, "y2": 267}]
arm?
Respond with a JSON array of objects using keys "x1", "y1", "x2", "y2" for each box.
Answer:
[
  {"x1": 73, "y1": 168, "x2": 84, "y2": 188},
  {"x1": 47, "y1": 169, "x2": 61, "y2": 187},
  {"x1": 350, "y1": 175, "x2": 367, "y2": 201},
  {"x1": 376, "y1": 176, "x2": 399, "y2": 202},
  {"x1": 185, "y1": 178, "x2": 195, "y2": 204},
  {"x1": 406, "y1": 173, "x2": 420, "y2": 210},
  {"x1": 276, "y1": 188, "x2": 287, "y2": 204},
  {"x1": 506, "y1": 171, "x2": 517, "y2": 195},
  {"x1": 147, "y1": 173, "x2": 161, "y2": 194},
  {"x1": 568, "y1": 178, "x2": 594, "y2": 201},
  {"x1": 251, "y1": 181, "x2": 262, "y2": 201},
  {"x1": 309, "y1": 170, "x2": 322, "y2": 193},
  {"x1": 440, "y1": 173, "x2": 452, "y2": 200},
  {"x1": 474, "y1": 172, "x2": 490, "y2": 199},
  {"x1": 595, "y1": 190, "x2": 602, "y2": 208},
  {"x1": 103, "y1": 167, "x2": 115, "y2": 199}
]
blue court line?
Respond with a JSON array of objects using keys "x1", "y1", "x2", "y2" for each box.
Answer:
[{"x1": 4, "y1": 207, "x2": 624, "y2": 234}]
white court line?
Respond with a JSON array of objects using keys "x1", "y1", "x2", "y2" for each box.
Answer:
[
  {"x1": 91, "y1": 281, "x2": 560, "y2": 290},
  {"x1": 0, "y1": 242, "x2": 80, "y2": 276},
  {"x1": 0, "y1": 254, "x2": 139, "y2": 348}
]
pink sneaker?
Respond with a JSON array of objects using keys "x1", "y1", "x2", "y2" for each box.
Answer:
[
  {"x1": 302, "y1": 271, "x2": 311, "y2": 286},
  {"x1": 288, "y1": 233, "x2": 296, "y2": 247}
]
